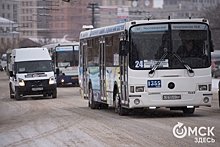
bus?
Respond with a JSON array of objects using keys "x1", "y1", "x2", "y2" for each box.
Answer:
[
  {"x1": 43, "y1": 42, "x2": 80, "y2": 86},
  {"x1": 79, "y1": 18, "x2": 214, "y2": 115}
]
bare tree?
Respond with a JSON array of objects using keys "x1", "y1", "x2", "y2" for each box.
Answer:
[{"x1": 204, "y1": 4, "x2": 220, "y2": 50}]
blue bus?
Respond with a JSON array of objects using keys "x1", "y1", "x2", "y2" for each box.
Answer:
[{"x1": 44, "y1": 42, "x2": 79, "y2": 86}]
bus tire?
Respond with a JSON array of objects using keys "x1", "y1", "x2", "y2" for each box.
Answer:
[
  {"x1": 118, "y1": 97, "x2": 129, "y2": 116},
  {"x1": 89, "y1": 86, "x2": 97, "y2": 109},
  {"x1": 183, "y1": 108, "x2": 195, "y2": 114},
  {"x1": 118, "y1": 106, "x2": 129, "y2": 116},
  {"x1": 113, "y1": 92, "x2": 118, "y2": 113},
  {"x1": 100, "y1": 103, "x2": 108, "y2": 109}
]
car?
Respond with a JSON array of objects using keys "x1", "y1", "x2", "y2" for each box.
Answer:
[
  {"x1": 211, "y1": 50, "x2": 220, "y2": 78},
  {"x1": 9, "y1": 47, "x2": 57, "y2": 100}
]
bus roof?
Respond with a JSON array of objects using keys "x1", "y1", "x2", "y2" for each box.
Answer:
[
  {"x1": 79, "y1": 18, "x2": 209, "y2": 39},
  {"x1": 43, "y1": 41, "x2": 79, "y2": 49}
]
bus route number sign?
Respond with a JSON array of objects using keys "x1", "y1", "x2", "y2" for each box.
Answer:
[{"x1": 147, "y1": 80, "x2": 161, "y2": 88}]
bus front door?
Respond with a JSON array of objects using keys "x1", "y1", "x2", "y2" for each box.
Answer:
[
  {"x1": 99, "y1": 37, "x2": 106, "y2": 102},
  {"x1": 82, "y1": 42, "x2": 88, "y2": 98}
]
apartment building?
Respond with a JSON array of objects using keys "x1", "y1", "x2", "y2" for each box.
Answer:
[
  {"x1": 49, "y1": 0, "x2": 92, "y2": 41},
  {"x1": 0, "y1": 0, "x2": 19, "y2": 54}
]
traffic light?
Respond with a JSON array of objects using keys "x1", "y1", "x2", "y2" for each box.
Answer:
[{"x1": 62, "y1": 0, "x2": 70, "y2": 2}]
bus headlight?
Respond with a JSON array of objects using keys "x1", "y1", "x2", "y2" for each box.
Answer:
[
  {"x1": 198, "y1": 85, "x2": 207, "y2": 91},
  {"x1": 136, "y1": 86, "x2": 144, "y2": 92},
  {"x1": 49, "y1": 76, "x2": 56, "y2": 84},
  {"x1": 18, "y1": 78, "x2": 25, "y2": 86}
]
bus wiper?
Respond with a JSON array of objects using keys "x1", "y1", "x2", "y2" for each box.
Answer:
[
  {"x1": 18, "y1": 71, "x2": 28, "y2": 73},
  {"x1": 33, "y1": 70, "x2": 45, "y2": 72},
  {"x1": 172, "y1": 52, "x2": 194, "y2": 74},
  {"x1": 65, "y1": 63, "x2": 70, "y2": 68},
  {"x1": 149, "y1": 52, "x2": 168, "y2": 75}
]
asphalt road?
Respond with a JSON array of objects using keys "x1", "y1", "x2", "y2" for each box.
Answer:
[{"x1": 0, "y1": 71, "x2": 219, "y2": 147}]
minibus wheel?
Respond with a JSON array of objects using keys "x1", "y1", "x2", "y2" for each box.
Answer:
[
  {"x1": 15, "y1": 89, "x2": 20, "y2": 100},
  {"x1": 52, "y1": 89, "x2": 57, "y2": 98}
]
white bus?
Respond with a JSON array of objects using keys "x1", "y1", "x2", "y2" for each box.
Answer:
[
  {"x1": 79, "y1": 18, "x2": 214, "y2": 115},
  {"x1": 43, "y1": 42, "x2": 79, "y2": 86}
]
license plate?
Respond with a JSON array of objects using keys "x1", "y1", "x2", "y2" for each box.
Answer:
[
  {"x1": 32, "y1": 87, "x2": 43, "y2": 91},
  {"x1": 147, "y1": 80, "x2": 161, "y2": 88},
  {"x1": 71, "y1": 76, "x2": 78, "y2": 79},
  {"x1": 163, "y1": 95, "x2": 181, "y2": 100}
]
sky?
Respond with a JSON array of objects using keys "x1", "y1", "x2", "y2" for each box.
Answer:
[{"x1": 153, "y1": 0, "x2": 163, "y2": 8}]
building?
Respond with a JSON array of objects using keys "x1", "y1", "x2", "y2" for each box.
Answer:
[
  {"x1": 163, "y1": 0, "x2": 219, "y2": 10},
  {"x1": 0, "y1": 0, "x2": 19, "y2": 22},
  {"x1": 17, "y1": 0, "x2": 93, "y2": 42},
  {"x1": 129, "y1": 0, "x2": 154, "y2": 20},
  {"x1": 0, "y1": 0, "x2": 19, "y2": 55},
  {"x1": 49, "y1": 0, "x2": 92, "y2": 41},
  {"x1": 161, "y1": 0, "x2": 220, "y2": 19},
  {"x1": 18, "y1": 0, "x2": 41, "y2": 39},
  {"x1": 98, "y1": 0, "x2": 130, "y2": 27}
]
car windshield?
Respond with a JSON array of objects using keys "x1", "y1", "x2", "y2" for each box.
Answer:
[
  {"x1": 16, "y1": 60, "x2": 53, "y2": 73},
  {"x1": 129, "y1": 23, "x2": 211, "y2": 70}
]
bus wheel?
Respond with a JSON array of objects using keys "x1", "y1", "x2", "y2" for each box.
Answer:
[
  {"x1": 15, "y1": 89, "x2": 21, "y2": 101},
  {"x1": 183, "y1": 108, "x2": 195, "y2": 114},
  {"x1": 118, "y1": 106, "x2": 129, "y2": 116},
  {"x1": 118, "y1": 97, "x2": 129, "y2": 116},
  {"x1": 89, "y1": 86, "x2": 97, "y2": 109},
  {"x1": 113, "y1": 92, "x2": 118, "y2": 113},
  {"x1": 100, "y1": 103, "x2": 108, "y2": 109}
]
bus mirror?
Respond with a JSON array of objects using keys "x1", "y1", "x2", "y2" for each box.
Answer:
[
  {"x1": 56, "y1": 68, "x2": 60, "y2": 75},
  {"x1": 210, "y1": 40, "x2": 214, "y2": 52},
  {"x1": 119, "y1": 40, "x2": 129, "y2": 56},
  {"x1": 9, "y1": 71, "x2": 13, "y2": 77}
]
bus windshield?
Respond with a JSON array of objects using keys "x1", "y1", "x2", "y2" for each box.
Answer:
[
  {"x1": 129, "y1": 23, "x2": 211, "y2": 70},
  {"x1": 55, "y1": 45, "x2": 79, "y2": 67}
]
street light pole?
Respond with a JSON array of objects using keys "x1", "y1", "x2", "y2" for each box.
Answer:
[{"x1": 87, "y1": 2, "x2": 99, "y2": 28}]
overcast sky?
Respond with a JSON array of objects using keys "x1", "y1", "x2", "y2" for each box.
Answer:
[{"x1": 153, "y1": 0, "x2": 163, "y2": 8}]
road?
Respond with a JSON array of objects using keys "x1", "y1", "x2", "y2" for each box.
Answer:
[{"x1": 0, "y1": 71, "x2": 219, "y2": 147}]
